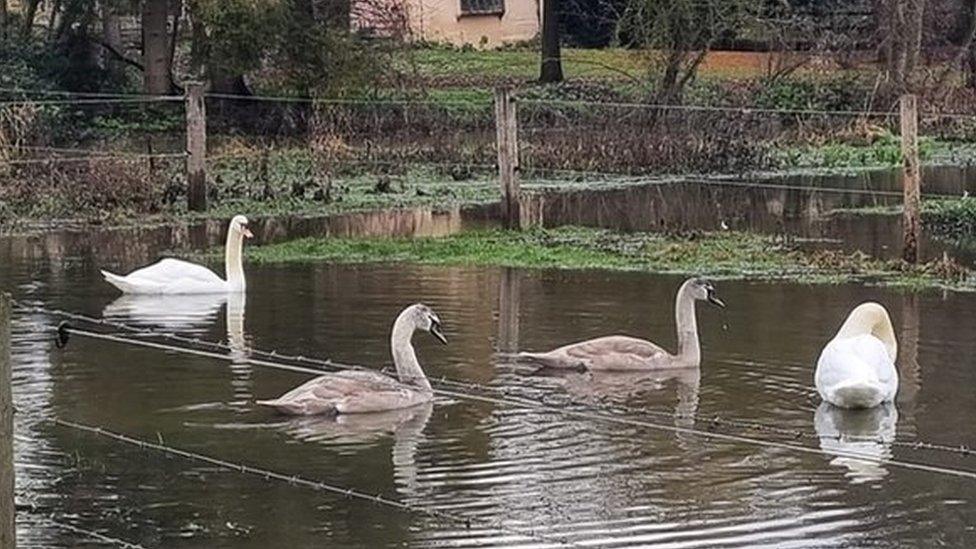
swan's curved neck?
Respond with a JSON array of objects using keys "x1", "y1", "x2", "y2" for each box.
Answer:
[
  {"x1": 837, "y1": 305, "x2": 898, "y2": 361},
  {"x1": 224, "y1": 229, "x2": 245, "y2": 291},
  {"x1": 391, "y1": 315, "x2": 431, "y2": 391},
  {"x1": 673, "y1": 284, "x2": 701, "y2": 366}
]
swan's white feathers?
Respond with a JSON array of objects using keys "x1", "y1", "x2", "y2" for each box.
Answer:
[
  {"x1": 102, "y1": 259, "x2": 225, "y2": 294},
  {"x1": 815, "y1": 303, "x2": 899, "y2": 409}
]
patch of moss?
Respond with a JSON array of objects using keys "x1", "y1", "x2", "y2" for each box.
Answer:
[{"x1": 246, "y1": 227, "x2": 975, "y2": 291}]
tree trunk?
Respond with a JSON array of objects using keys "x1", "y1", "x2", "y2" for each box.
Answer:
[
  {"x1": 321, "y1": 0, "x2": 351, "y2": 29},
  {"x1": 101, "y1": 2, "x2": 123, "y2": 71},
  {"x1": 187, "y1": 0, "x2": 208, "y2": 79},
  {"x1": 142, "y1": 0, "x2": 171, "y2": 94},
  {"x1": 0, "y1": 0, "x2": 7, "y2": 41},
  {"x1": 968, "y1": 43, "x2": 976, "y2": 88},
  {"x1": 539, "y1": 0, "x2": 563, "y2": 83},
  {"x1": 22, "y1": 0, "x2": 40, "y2": 38},
  {"x1": 48, "y1": 0, "x2": 62, "y2": 38}
]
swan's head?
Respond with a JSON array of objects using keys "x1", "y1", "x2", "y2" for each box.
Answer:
[
  {"x1": 230, "y1": 215, "x2": 253, "y2": 240},
  {"x1": 685, "y1": 278, "x2": 725, "y2": 308},
  {"x1": 837, "y1": 302, "x2": 897, "y2": 361},
  {"x1": 403, "y1": 303, "x2": 447, "y2": 345}
]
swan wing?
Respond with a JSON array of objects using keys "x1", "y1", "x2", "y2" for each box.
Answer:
[
  {"x1": 102, "y1": 258, "x2": 226, "y2": 294},
  {"x1": 122, "y1": 258, "x2": 223, "y2": 285},
  {"x1": 258, "y1": 370, "x2": 428, "y2": 415},
  {"x1": 558, "y1": 336, "x2": 669, "y2": 370}
]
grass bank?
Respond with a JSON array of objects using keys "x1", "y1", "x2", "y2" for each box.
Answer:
[
  {"x1": 829, "y1": 197, "x2": 976, "y2": 249},
  {"x1": 246, "y1": 227, "x2": 974, "y2": 291}
]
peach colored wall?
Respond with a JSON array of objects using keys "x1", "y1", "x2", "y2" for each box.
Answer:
[{"x1": 407, "y1": 0, "x2": 540, "y2": 47}]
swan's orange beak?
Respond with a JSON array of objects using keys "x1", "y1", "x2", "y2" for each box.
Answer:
[{"x1": 242, "y1": 227, "x2": 254, "y2": 239}]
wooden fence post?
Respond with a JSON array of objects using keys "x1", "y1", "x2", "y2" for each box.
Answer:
[
  {"x1": 1, "y1": 292, "x2": 14, "y2": 549},
  {"x1": 900, "y1": 94, "x2": 921, "y2": 264},
  {"x1": 185, "y1": 82, "x2": 208, "y2": 212},
  {"x1": 494, "y1": 87, "x2": 521, "y2": 230}
]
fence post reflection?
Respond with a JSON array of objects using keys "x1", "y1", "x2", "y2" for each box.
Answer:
[
  {"x1": 497, "y1": 267, "x2": 521, "y2": 353},
  {"x1": 898, "y1": 293, "x2": 921, "y2": 405}
]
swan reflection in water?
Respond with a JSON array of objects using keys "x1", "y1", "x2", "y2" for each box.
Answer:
[
  {"x1": 814, "y1": 401, "x2": 898, "y2": 484},
  {"x1": 276, "y1": 402, "x2": 434, "y2": 493},
  {"x1": 102, "y1": 292, "x2": 252, "y2": 405},
  {"x1": 102, "y1": 292, "x2": 229, "y2": 333},
  {"x1": 532, "y1": 367, "x2": 701, "y2": 428}
]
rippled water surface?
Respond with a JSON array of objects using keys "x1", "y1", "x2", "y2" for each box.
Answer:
[{"x1": 2, "y1": 230, "x2": 976, "y2": 547}]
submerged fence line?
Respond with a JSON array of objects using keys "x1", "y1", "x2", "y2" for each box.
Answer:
[
  {"x1": 22, "y1": 300, "x2": 976, "y2": 458},
  {"x1": 41, "y1": 516, "x2": 146, "y2": 549},
  {"x1": 50, "y1": 323, "x2": 976, "y2": 479},
  {"x1": 51, "y1": 418, "x2": 583, "y2": 548},
  {"x1": 18, "y1": 301, "x2": 976, "y2": 473}
]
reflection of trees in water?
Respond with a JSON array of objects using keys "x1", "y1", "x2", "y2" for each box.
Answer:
[{"x1": 815, "y1": 402, "x2": 898, "y2": 484}]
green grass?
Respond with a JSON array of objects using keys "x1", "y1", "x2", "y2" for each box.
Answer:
[
  {"x1": 923, "y1": 197, "x2": 976, "y2": 245},
  {"x1": 411, "y1": 47, "x2": 647, "y2": 81},
  {"x1": 779, "y1": 135, "x2": 976, "y2": 170},
  {"x1": 830, "y1": 197, "x2": 976, "y2": 248},
  {"x1": 246, "y1": 227, "x2": 975, "y2": 291}
]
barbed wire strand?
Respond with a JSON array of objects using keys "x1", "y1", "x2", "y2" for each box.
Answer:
[
  {"x1": 13, "y1": 301, "x2": 976, "y2": 457},
  {"x1": 2, "y1": 152, "x2": 187, "y2": 165},
  {"x1": 517, "y1": 98, "x2": 903, "y2": 118},
  {"x1": 3, "y1": 85, "x2": 976, "y2": 120},
  {"x1": 51, "y1": 418, "x2": 582, "y2": 548},
  {"x1": 41, "y1": 516, "x2": 147, "y2": 549},
  {"x1": 0, "y1": 87, "x2": 181, "y2": 100},
  {"x1": 0, "y1": 97, "x2": 183, "y2": 107},
  {"x1": 22, "y1": 308, "x2": 976, "y2": 475},
  {"x1": 205, "y1": 93, "x2": 490, "y2": 107},
  {"x1": 52, "y1": 326, "x2": 976, "y2": 479}
]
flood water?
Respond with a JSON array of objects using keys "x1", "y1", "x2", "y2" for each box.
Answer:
[{"x1": 3, "y1": 231, "x2": 976, "y2": 547}]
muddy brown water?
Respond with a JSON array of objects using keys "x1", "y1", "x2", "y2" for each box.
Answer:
[{"x1": 2, "y1": 169, "x2": 976, "y2": 547}]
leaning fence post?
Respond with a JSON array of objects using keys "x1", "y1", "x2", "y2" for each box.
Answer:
[
  {"x1": 900, "y1": 94, "x2": 921, "y2": 264},
  {"x1": 185, "y1": 82, "x2": 208, "y2": 212},
  {"x1": 494, "y1": 87, "x2": 521, "y2": 230},
  {"x1": 1, "y1": 292, "x2": 14, "y2": 549}
]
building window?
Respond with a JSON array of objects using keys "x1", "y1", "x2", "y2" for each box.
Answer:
[{"x1": 460, "y1": 0, "x2": 504, "y2": 16}]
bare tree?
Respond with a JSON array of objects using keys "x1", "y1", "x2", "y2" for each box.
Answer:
[
  {"x1": 142, "y1": 0, "x2": 171, "y2": 94},
  {"x1": 540, "y1": 0, "x2": 564, "y2": 83},
  {"x1": 875, "y1": 0, "x2": 928, "y2": 95},
  {"x1": 0, "y1": 0, "x2": 7, "y2": 41},
  {"x1": 618, "y1": 0, "x2": 751, "y2": 104}
]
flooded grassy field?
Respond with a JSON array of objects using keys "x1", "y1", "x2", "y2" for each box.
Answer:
[{"x1": 3, "y1": 240, "x2": 976, "y2": 546}]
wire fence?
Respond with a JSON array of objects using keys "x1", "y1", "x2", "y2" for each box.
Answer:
[
  {"x1": 15, "y1": 300, "x2": 976, "y2": 462},
  {"x1": 3, "y1": 86, "x2": 976, "y2": 229}
]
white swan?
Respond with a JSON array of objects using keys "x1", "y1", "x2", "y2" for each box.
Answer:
[
  {"x1": 815, "y1": 302, "x2": 898, "y2": 409},
  {"x1": 257, "y1": 304, "x2": 447, "y2": 415},
  {"x1": 101, "y1": 215, "x2": 253, "y2": 294}
]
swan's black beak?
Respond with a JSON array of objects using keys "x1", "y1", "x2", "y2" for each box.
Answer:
[
  {"x1": 707, "y1": 288, "x2": 726, "y2": 308},
  {"x1": 430, "y1": 320, "x2": 448, "y2": 345}
]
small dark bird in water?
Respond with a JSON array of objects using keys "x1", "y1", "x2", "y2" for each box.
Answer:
[{"x1": 372, "y1": 175, "x2": 393, "y2": 194}]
